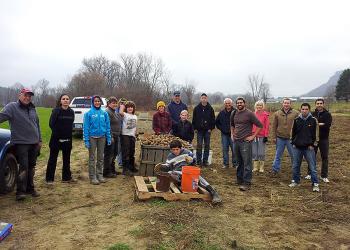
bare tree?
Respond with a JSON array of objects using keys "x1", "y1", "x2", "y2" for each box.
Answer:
[
  {"x1": 261, "y1": 83, "x2": 271, "y2": 103},
  {"x1": 248, "y1": 74, "x2": 270, "y2": 103},
  {"x1": 82, "y1": 55, "x2": 121, "y2": 91},
  {"x1": 180, "y1": 81, "x2": 196, "y2": 107},
  {"x1": 66, "y1": 72, "x2": 106, "y2": 97}
]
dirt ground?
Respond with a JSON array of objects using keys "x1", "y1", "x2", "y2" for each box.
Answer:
[{"x1": 1, "y1": 115, "x2": 350, "y2": 250}]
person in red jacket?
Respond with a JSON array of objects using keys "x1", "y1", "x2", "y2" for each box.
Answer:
[
  {"x1": 252, "y1": 100, "x2": 270, "y2": 173},
  {"x1": 152, "y1": 101, "x2": 172, "y2": 134}
]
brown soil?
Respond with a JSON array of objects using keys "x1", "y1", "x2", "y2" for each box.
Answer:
[{"x1": 1, "y1": 116, "x2": 349, "y2": 250}]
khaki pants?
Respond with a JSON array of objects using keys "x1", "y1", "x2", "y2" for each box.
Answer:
[{"x1": 88, "y1": 137, "x2": 106, "y2": 180}]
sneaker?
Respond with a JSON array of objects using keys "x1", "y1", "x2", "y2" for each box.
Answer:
[
  {"x1": 90, "y1": 179, "x2": 100, "y2": 185},
  {"x1": 16, "y1": 194, "x2": 26, "y2": 201},
  {"x1": 98, "y1": 178, "x2": 107, "y2": 183},
  {"x1": 312, "y1": 183, "x2": 320, "y2": 192},
  {"x1": 322, "y1": 177, "x2": 330, "y2": 183},
  {"x1": 304, "y1": 175, "x2": 311, "y2": 180},
  {"x1": 222, "y1": 165, "x2": 229, "y2": 169},
  {"x1": 239, "y1": 185, "x2": 250, "y2": 191},
  {"x1": 289, "y1": 180, "x2": 299, "y2": 188}
]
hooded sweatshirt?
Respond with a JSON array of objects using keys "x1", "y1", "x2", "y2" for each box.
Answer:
[
  {"x1": 83, "y1": 96, "x2": 111, "y2": 147},
  {"x1": 252, "y1": 111, "x2": 270, "y2": 137},
  {"x1": 312, "y1": 108, "x2": 332, "y2": 140},
  {"x1": 291, "y1": 113, "x2": 318, "y2": 149}
]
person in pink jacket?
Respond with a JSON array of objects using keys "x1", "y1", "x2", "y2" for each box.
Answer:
[{"x1": 252, "y1": 100, "x2": 270, "y2": 172}]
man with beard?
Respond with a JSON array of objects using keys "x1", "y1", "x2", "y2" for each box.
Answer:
[{"x1": 230, "y1": 97, "x2": 262, "y2": 191}]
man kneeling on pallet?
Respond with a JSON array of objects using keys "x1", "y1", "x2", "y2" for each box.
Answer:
[{"x1": 155, "y1": 139, "x2": 222, "y2": 204}]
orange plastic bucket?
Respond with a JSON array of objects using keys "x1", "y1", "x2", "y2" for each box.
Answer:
[{"x1": 181, "y1": 166, "x2": 201, "y2": 193}]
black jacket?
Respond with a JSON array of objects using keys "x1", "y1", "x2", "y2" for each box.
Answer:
[
  {"x1": 312, "y1": 109, "x2": 332, "y2": 140},
  {"x1": 192, "y1": 103, "x2": 216, "y2": 131},
  {"x1": 172, "y1": 120, "x2": 194, "y2": 143},
  {"x1": 291, "y1": 113, "x2": 318, "y2": 149},
  {"x1": 49, "y1": 107, "x2": 74, "y2": 140},
  {"x1": 216, "y1": 108, "x2": 236, "y2": 135}
]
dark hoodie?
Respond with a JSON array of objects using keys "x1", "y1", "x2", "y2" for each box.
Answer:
[
  {"x1": 312, "y1": 108, "x2": 332, "y2": 140},
  {"x1": 192, "y1": 102, "x2": 216, "y2": 131},
  {"x1": 291, "y1": 113, "x2": 318, "y2": 149}
]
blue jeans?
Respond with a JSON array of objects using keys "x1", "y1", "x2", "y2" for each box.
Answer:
[
  {"x1": 272, "y1": 137, "x2": 293, "y2": 172},
  {"x1": 292, "y1": 147, "x2": 318, "y2": 184},
  {"x1": 196, "y1": 130, "x2": 211, "y2": 164},
  {"x1": 234, "y1": 140, "x2": 253, "y2": 185},
  {"x1": 221, "y1": 133, "x2": 237, "y2": 166}
]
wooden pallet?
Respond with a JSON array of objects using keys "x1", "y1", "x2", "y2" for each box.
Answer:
[{"x1": 134, "y1": 176, "x2": 212, "y2": 202}]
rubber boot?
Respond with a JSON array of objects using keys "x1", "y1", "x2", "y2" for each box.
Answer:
[
  {"x1": 253, "y1": 161, "x2": 259, "y2": 172},
  {"x1": 259, "y1": 161, "x2": 265, "y2": 173},
  {"x1": 206, "y1": 185, "x2": 222, "y2": 205}
]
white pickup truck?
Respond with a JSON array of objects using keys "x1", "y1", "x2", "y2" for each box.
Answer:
[{"x1": 69, "y1": 96, "x2": 107, "y2": 132}]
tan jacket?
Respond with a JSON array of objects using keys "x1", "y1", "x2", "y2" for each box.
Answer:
[{"x1": 271, "y1": 108, "x2": 299, "y2": 139}]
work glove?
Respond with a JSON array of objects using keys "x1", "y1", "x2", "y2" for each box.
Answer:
[
  {"x1": 185, "y1": 156, "x2": 193, "y2": 164},
  {"x1": 85, "y1": 141, "x2": 90, "y2": 149}
]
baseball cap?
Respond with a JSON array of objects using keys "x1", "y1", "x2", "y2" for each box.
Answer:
[
  {"x1": 201, "y1": 93, "x2": 207, "y2": 97},
  {"x1": 173, "y1": 91, "x2": 181, "y2": 96},
  {"x1": 20, "y1": 88, "x2": 34, "y2": 96}
]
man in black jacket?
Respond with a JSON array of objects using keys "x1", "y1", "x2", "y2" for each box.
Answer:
[
  {"x1": 289, "y1": 103, "x2": 320, "y2": 192},
  {"x1": 192, "y1": 93, "x2": 215, "y2": 166},
  {"x1": 308, "y1": 98, "x2": 332, "y2": 183},
  {"x1": 216, "y1": 98, "x2": 237, "y2": 168}
]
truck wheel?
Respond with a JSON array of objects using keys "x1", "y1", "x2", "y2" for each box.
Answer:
[{"x1": 0, "y1": 153, "x2": 18, "y2": 194}]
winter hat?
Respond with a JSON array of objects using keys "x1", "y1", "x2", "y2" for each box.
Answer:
[{"x1": 157, "y1": 101, "x2": 166, "y2": 110}]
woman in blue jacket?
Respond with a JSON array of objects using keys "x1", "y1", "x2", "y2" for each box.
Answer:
[{"x1": 83, "y1": 95, "x2": 111, "y2": 185}]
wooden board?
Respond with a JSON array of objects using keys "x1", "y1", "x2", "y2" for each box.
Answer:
[{"x1": 134, "y1": 176, "x2": 212, "y2": 202}]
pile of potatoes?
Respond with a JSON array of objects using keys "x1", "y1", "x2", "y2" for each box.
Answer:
[{"x1": 141, "y1": 134, "x2": 192, "y2": 148}]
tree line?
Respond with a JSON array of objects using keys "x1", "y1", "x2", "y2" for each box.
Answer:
[{"x1": 1, "y1": 52, "x2": 348, "y2": 108}]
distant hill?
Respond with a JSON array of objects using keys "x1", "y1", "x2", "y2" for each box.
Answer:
[{"x1": 302, "y1": 71, "x2": 343, "y2": 97}]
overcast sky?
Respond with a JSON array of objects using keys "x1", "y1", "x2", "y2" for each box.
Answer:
[{"x1": 0, "y1": 0, "x2": 349, "y2": 97}]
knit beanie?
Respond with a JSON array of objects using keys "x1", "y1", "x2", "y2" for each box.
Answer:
[{"x1": 157, "y1": 101, "x2": 166, "y2": 110}]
